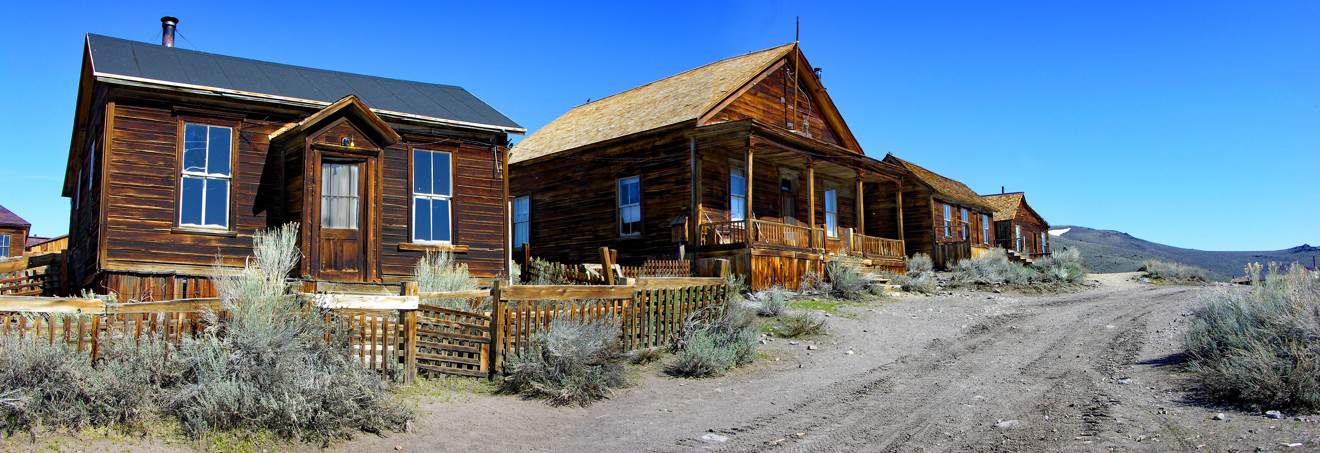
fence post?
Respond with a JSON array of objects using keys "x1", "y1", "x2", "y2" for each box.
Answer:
[
  {"x1": 400, "y1": 282, "x2": 418, "y2": 384},
  {"x1": 489, "y1": 280, "x2": 504, "y2": 379},
  {"x1": 600, "y1": 247, "x2": 616, "y2": 285}
]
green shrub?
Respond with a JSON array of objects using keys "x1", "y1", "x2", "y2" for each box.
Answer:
[
  {"x1": 907, "y1": 253, "x2": 933, "y2": 275},
  {"x1": 1185, "y1": 265, "x2": 1320, "y2": 412},
  {"x1": 893, "y1": 271, "x2": 938, "y2": 294},
  {"x1": 667, "y1": 304, "x2": 759, "y2": 378},
  {"x1": 525, "y1": 258, "x2": 583, "y2": 285},
  {"x1": 414, "y1": 252, "x2": 483, "y2": 309},
  {"x1": 501, "y1": 315, "x2": 626, "y2": 406},
  {"x1": 169, "y1": 223, "x2": 411, "y2": 443},
  {"x1": 1031, "y1": 247, "x2": 1086, "y2": 284},
  {"x1": 751, "y1": 286, "x2": 791, "y2": 317},
  {"x1": 1141, "y1": 260, "x2": 1210, "y2": 284},
  {"x1": 767, "y1": 312, "x2": 827, "y2": 338},
  {"x1": 0, "y1": 334, "x2": 173, "y2": 436},
  {"x1": 950, "y1": 249, "x2": 1036, "y2": 286},
  {"x1": 825, "y1": 258, "x2": 869, "y2": 300}
]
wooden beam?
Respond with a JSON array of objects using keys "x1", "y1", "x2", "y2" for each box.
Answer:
[
  {"x1": 308, "y1": 293, "x2": 420, "y2": 311},
  {"x1": 689, "y1": 137, "x2": 701, "y2": 251},
  {"x1": 600, "y1": 247, "x2": 615, "y2": 285},
  {"x1": 108, "y1": 298, "x2": 221, "y2": 314},
  {"x1": 0, "y1": 296, "x2": 104, "y2": 314},
  {"x1": 499, "y1": 285, "x2": 637, "y2": 301},
  {"x1": 744, "y1": 145, "x2": 754, "y2": 245},
  {"x1": 896, "y1": 180, "x2": 906, "y2": 247},
  {"x1": 856, "y1": 177, "x2": 865, "y2": 235},
  {"x1": 806, "y1": 159, "x2": 816, "y2": 249}
]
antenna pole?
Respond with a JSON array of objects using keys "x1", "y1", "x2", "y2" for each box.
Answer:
[{"x1": 795, "y1": 16, "x2": 800, "y2": 43}]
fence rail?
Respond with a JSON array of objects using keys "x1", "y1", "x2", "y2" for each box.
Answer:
[
  {"x1": 698, "y1": 220, "x2": 748, "y2": 247},
  {"x1": 852, "y1": 234, "x2": 905, "y2": 259}
]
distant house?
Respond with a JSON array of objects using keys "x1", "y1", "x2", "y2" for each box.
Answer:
[
  {"x1": 876, "y1": 155, "x2": 996, "y2": 269},
  {"x1": 981, "y1": 192, "x2": 1050, "y2": 261},
  {"x1": 25, "y1": 235, "x2": 69, "y2": 256},
  {"x1": 0, "y1": 205, "x2": 31, "y2": 258},
  {"x1": 509, "y1": 44, "x2": 909, "y2": 290},
  {"x1": 63, "y1": 19, "x2": 522, "y2": 300}
]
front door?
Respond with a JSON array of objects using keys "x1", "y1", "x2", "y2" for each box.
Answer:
[{"x1": 314, "y1": 160, "x2": 367, "y2": 280}]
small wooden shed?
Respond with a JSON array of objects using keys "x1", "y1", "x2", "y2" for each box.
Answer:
[{"x1": 980, "y1": 192, "x2": 1050, "y2": 261}]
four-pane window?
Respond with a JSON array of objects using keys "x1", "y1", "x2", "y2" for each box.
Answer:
[
  {"x1": 412, "y1": 149, "x2": 453, "y2": 243},
  {"x1": 942, "y1": 204, "x2": 952, "y2": 237},
  {"x1": 320, "y1": 163, "x2": 359, "y2": 229},
  {"x1": 513, "y1": 196, "x2": 530, "y2": 248},
  {"x1": 729, "y1": 168, "x2": 746, "y2": 221},
  {"x1": 824, "y1": 189, "x2": 838, "y2": 238},
  {"x1": 618, "y1": 176, "x2": 641, "y2": 237},
  {"x1": 0, "y1": 234, "x2": 8, "y2": 258},
  {"x1": 179, "y1": 123, "x2": 232, "y2": 229},
  {"x1": 982, "y1": 214, "x2": 991, "y2": 244},
  {"x1": 960, "y1": 208, "x2": 969, "y2": 240}
]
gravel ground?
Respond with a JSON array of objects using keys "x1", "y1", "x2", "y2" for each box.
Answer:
[{"x1": 8, "y1": 273, "x2": 1318, "y2": 452}]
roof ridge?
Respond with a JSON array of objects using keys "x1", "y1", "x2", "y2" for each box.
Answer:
[
  {"x1": 87, "y1": 33, "x2": 467, "y2": 91},
  {"x1": 564, "y1": 43, "x2": 795, "y2": 112}
]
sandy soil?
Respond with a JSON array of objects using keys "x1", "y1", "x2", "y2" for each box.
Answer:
[{"x1": 8, "y1": 274, "x2": 1318, "y2": 452}]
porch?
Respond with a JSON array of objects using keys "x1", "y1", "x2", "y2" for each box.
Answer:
[{"x1": 697, "y1": 219, "x2": 904, "y2": 263}]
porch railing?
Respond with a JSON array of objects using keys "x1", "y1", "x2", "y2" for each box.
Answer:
[
  {"x1": 852, "y1": 234, "x2": 905, "y2": 259},
  {"x1": 698, "y1": 220, "x2": 747, "y2": 247},
  {"x1": 750, "y1": 219, "x2": 813, "y2": 249},
  {"x1": 697, "y1": 219, "x2": 905, "y2": 260}
]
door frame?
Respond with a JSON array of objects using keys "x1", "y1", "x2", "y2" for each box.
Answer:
[{"x1": 306, "y1": 143, "x2": 381, "y2": 282}]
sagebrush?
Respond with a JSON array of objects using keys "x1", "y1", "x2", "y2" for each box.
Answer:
[
  {"x1": 949, "y1": 247, "x2": 1086, "y2": 287},
  {"x1": 500, "y1": 315, "x2": 626, "y2": 406},
  {"x1": 1185, "y1": 264, "x2": 1320, "y2": 412},
  {"x1": 767, "y1": 312, "x2": 827, "y2": 338},
  {"x1": 667, "y1": 303, "x2": 759, "y2": 378},
  {"x1": 414, "y1": 252, "x2": 483, "y2": 309},
  {"x1": 751, "y1": 286, "x2": 791, "y2": 317},
  {"x1": 907, "y1": 253, "x2": 933, "y2": 274},
  {"x1": 825, "y1": 258, "x2": 870, "y2": 300},
  {"x1": 1141, "y1": 259, "x2": 1210, "y2": 284},
  {"x1": 1030, "y1": 247, "x2": 1086, "y2": 284}
]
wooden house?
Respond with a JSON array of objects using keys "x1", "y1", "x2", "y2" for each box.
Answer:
[
  {"x1": 63, "y1": 21, "x2": 523, "y2": 300},
  {"x1": 0, "y1": 205, "x2": 31, "y2": 259},
  {"x1": 875, "y1": 155, "x2": 996, "y2": 269},
  {"x1": 509, "y1": 43, "x2": 909, "y2": 290},
  {"x1": 981, "y1": 192, "x2": 1050, "y2": 261}
]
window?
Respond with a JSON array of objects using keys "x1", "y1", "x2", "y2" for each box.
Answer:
[
  {"x1": 1041, "y1": 232, "x2": 1048, "y2": 253},
  {"x1": 824, "y1": 189, "x2": 838, "y2": 238},
  {"x1": 178, "y1": 123, "x2": 232, "y2": 229},
  {"x1": 942, "y1": 204, "x2": 952, "y2": 237},
  {"x1": 729, "y1": 168, "x2": 746, "y2": 221},
  {"x1": 982, "y1": 214, "x2": 991, "y2": 244},
  {"x1": 1015, "y1": 225, "x2": 1023, "y2": 251},
  {"x1": 412, "y1": 149, "x2": 453, "y2": 243},
  {"x1": 512, "y1": 196, "x2": 530, "y2": 248},
  {"x1": 618, "y1": 176, "x2": 641, "y2": 237},
  {"x1": 320, "y1": 163, "x2": 359, "y2": 229},
  {"x1": 960, "y1": 208, "x2": 969, "y2": 240},
  {"x1": 0, "y1": 235, "x2": 8, "y2": 258}
]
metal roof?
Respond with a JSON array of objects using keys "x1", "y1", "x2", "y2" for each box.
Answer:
[
  {"x1": 86, "y1": 34, "x2": 522, "y2": 132},
  {"x1": 0, "y1": 204, "x2": 30, "y2": 228}
]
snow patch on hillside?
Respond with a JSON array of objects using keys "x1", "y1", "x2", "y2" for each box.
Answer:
[{"x1": 1049, "y1": 228, "x2": 1071, "y2": 237}]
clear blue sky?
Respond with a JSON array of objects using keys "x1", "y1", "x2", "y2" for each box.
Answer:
[{"x1": 0, "y1": 1, "x2": 1315, "y2": 250}]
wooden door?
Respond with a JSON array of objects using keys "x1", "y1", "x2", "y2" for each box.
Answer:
[{"x1": 315, "y1": 160, "x2": 367, "y2": 280}]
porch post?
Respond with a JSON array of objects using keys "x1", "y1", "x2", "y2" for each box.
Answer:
[
  {"x1": 744, "y1": 145, "x2": 754, "y2": 246},
  {"x1": 806, "y1": 159, "x2": 816, "y2": 250},
  {"x1": 689, "y1": 137, "x2": 701, "y2": 252},
  {"x1": 896, "y1": 179, "x2": 906, "y2": 245},
  {"x1": 855, "y1": 176, "x2": 865, "y2": 235}
]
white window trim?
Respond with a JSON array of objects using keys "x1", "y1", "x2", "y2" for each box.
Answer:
[
  {"x1": 178, "y1": 123, "x2": 232, "y2": 230},
  {"x1": 824, "y1": 188, "x2": 838, "y2": 238},
  {"x1": 942, "y1": 204, "x2": 952, "y2": 237},
  {"x1": 729, "y1": 167, "x2": 747, "y2": 222},
  {"x1": 512, "y1": 195, "x2": 530, "y2": 248},
  {"x1": 960, "y1": 208, "x2": 969, "y2": 240},
  {"x1": 412, "y1": 149, "x2": 454, "y2": 245},
  {"x1": 982, "y1": 214, "x2": 990, "y2": 245},
  {"x1": 0, "y1": 234, "x2": 9, "y2": 258},
  {"x1": 618, "y1": 176, "x2": 642, "y2": 237}
]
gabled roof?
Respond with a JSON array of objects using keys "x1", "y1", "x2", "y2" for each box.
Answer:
[
  {"x1": 269, "y1": 95, "x2": 401, "y2": 146},
  {"x1": 981, "y1": 192, "x2": 1048, "y2": 225},
  {"x1": 511, "y1": 44, "x2": 799, "y2": 164},
  {"x1": 0, "y1": 205, "x2": 31, "y2": 228},
  {"x1": 85, "y1": 34, "x2": 522, "y2": 132},
  {"x1": 883, "y1": 154, "x2": 992, "y2": 211}
]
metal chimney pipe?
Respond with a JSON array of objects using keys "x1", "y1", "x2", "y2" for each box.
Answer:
[
  {"x1": 1001, "y1": 186, "x2": 1005, "y2": 194},
  {"x1": 161, "y1": 16, "x2": 178, "y2": 47}
]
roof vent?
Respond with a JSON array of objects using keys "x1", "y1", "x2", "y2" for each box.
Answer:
[{"x1": 160, "y1": 16, "x2": 178, "y2": 48}]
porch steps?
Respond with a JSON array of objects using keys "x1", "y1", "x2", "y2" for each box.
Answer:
[{"x1": 1005, "y1": 250, "x2": 1035, "y2": 265}]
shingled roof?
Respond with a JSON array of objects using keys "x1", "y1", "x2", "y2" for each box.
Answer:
[
  {"x1": 981, "y1": 192, "x2": 1048, "y2": 225},
  {"x1": 86, "y1": 34, "x2": 522, "y2": 132},
  {"x1": 883, "y1": 154, "x2": 993, "y2": 211},
  {"x1": 511, "y1": 44, "x2": 796, "y2": 164},
  {"x1": 0, "y1": 204, "x2": 30, "y2": 228}
]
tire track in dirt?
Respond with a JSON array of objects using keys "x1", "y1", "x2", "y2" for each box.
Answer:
[{"x1": 703, "y1": 285, "x2": 1191, "y2": 452}]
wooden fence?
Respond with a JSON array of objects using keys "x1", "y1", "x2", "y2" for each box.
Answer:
[{"x1": 0, "y1": 277, "x2": 730, "y2": 381}]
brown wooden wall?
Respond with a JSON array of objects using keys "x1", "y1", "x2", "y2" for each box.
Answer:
[
  {"x1": 74, "y1": 87, "x2": 509, "y2": 296},
  {"x1": 708, "y1": 61, "x2": 844, "y2": 148},
  {"x1": 67, "y1": 85, "x2": 109, "y2": 287},
  {"x1": 872, "y1": 183, "x2": 934, "y2": 257},
  {"x1": 996, "y1": 207, "x2": 1050, "y2": 255},
  {"x1": 509, "y1": 128, "x2": 691, "y2": 265},
  {"x1": 0, "y1": 226, "x2": 28, "y2": 258},
  {"x1": 697, "y1": 143, "x2": 858, "y2": 233}
]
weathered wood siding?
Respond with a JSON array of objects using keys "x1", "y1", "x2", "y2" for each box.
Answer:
[
  {"x1": 67, "y1": 87, "x2": 109, "y2": 287},
  {"x1": 0, "y1": 226, "x2": 27, "y2": 258},
  {"x1": 509, "y1": 129, "x2": 690, "y2": 265},
  {"x1": 708, "y1": 60, "x2": 844, "y2": 147}
]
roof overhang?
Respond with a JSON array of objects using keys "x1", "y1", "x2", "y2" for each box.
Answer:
[
  {"x1": 268, "y1": 95, "x2": 402, "y2": 146},
  {"x1": 92, "y1": 72, "x2": 527, "y2": 135}
]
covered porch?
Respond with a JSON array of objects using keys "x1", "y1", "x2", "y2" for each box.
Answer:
[{"x1": 686, "y1": 121, "x2": 907, "y2": 289}]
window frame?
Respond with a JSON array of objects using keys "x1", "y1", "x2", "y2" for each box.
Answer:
[
  {"x1": 960, "y1": 208, "x2": 969, "y2": 240},
  {"x1": 982, "y1": 214, "x2": 991, "y2": 245},
  {"x1": 0, "y1": 234, "x2": 8, "y2": 258},
  {"x1": 729, "y1": 165, "x2": 747, "y2": 222},
  {"x1": 319, "y1": 162, "x2": 361, "y2": 230},
  {"x1": 1015, "y1": 224, "x2": 1023, "y2": 251},
  {"x1": 410, "y1": 147, "x2": 456, "y2": 245},
  {"x1": 512, "y1": 195, "x2": 530, "y2": 249},
  {"x1": 942, "y1": 203, "x2": 952, "y2": 238},
  {"x1": 175, "y1": 118, "x2": 238, "y2": 231},
  {"x1": 617, "y1": 175, "x2": 642, "y2": 238},
  {"x1": 824, "y1": 188, "x2": 838, "y2": 238}
]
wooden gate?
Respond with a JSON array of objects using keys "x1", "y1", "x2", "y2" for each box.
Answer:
[{"x1": 414, "y1": 304, "x2": 491, "y2": 378}]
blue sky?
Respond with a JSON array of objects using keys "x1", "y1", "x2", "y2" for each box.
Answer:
[{"x1": 0, "y1": 1, "x2": 1315, "y2": 250}]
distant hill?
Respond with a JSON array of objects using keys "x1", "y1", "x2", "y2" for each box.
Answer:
[{"x1": 1049, "y1": 225, "x2": 1319, "y2": 280}]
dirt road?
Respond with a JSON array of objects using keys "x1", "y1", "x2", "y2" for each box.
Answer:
[{"x1": 340, "y1": 273, "x2": 1318, "y2": 452}]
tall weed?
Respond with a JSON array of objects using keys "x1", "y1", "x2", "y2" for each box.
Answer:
[
  {"x1": 825, "y1": 258, "x2": 869, "y2": 300},
  {"x1": 1141, "y1": 260, "x2": 1210, "y2": 284},
  {"x1": 667, "y1": 303, "x2": 759, "y2": 378},
  {"x1": 500, "y1": 315, "x2": 626, "y2": 406},
  {"x1": 750, "y1": 286, "x2": 791, "y2": 317},
  {"x1": 414, "y1": 252, "x2": 483, "y2": 309}
]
